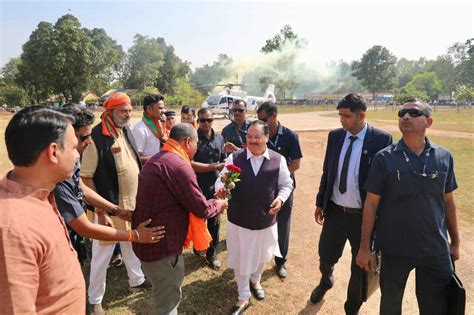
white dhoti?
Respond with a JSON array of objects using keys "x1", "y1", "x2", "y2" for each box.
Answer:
[{"x1": 227, "y1": 221, "x2": 281, "y2": 301}]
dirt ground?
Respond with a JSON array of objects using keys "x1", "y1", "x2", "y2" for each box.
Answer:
[
  {"x1": 0, "y1": 111, "x2": 472, "y2": 314},
  {"x1": 203, "y1": 112, "x2": 474, "y2": 314}
]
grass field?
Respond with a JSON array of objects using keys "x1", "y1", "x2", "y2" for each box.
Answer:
[
  {"x1": 0, "y1": 106, "x2": 472, "y2": 314},
  {"x1": 325, "y1": 106, "x2": 474, "y2": 134}
]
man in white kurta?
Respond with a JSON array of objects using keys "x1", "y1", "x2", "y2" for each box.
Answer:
[{"x1": 216, "y1": 120, "x2": 293, "y2": 314}]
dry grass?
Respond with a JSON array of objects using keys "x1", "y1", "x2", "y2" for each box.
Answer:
[{"x1": 0, "y1": 108, "x2": 473, "y2": 314}]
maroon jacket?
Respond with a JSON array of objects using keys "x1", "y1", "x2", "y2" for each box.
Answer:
[{"x1": 132, "y1": 151, "x2": 220, "y2": 262}]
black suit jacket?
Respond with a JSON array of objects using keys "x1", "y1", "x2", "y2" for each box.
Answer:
[{"x1": 316, "y1": 124, "x2": 392, "y2": 211}]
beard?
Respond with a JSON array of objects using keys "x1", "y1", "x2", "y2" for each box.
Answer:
[{"x1": 112, "y1": 113, "x2": 130, "y2": 128}]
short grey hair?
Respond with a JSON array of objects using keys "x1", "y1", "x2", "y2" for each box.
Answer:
[
  {"x1": 402, "y1": 100, "x2": 433, "y2": 117},
  {"x1": 170, "y1": 123, "x2": 198, "y2": 141}
]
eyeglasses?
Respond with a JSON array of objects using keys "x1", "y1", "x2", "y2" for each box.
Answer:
[
  {"x1": 198, "y1": 118, "x2": 214, "y2": 123},
  {"x1": 232, "y1": 108, "x2": 245, "y2": 113},
  {"x1": 78, "y1": 133, "x2": 92, "y2": 142},
  {"x1": 259, "y1": 114, "x2": 273, "y2": 122},
  {"x1": 398, "y1": 108, "x2": 428, "y2": 118},
  {"x1": 413, "y1": 170, "x2": 439, "y2": 179}
]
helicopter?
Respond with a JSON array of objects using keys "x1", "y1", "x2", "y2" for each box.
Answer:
[{"x1": 199, "y1": 83, "x2": 276, "y2": 119}]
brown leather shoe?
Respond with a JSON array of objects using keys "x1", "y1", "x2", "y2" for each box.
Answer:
[{"x1": 230, "y1": 300, "x2": 251, "y2": 315}]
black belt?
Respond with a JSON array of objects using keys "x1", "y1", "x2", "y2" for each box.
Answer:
[{"x1": 329, "y1": 200, "x2": 362, "y2": 214}]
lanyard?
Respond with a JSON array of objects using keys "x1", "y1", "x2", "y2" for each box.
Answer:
[
  {"x1": 402, "y1": 149, "x2": 433, "y2": 176},
  {"x1": 268, "y1": 134, "x2": 280, "y2": 149}
]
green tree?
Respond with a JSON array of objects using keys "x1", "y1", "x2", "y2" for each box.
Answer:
[
  {"x1": 454, "y1": 86, "x2": 474, "y2": 102},
  {"x1": 255, "y1": 25, "x2": 307, "y2": 99},
  {"x1": 125, "y1": 35, "x2": 166, "y2": 89},
  {"x1": 260, "y1": 25, "x2": 307, "y2": 53},
  {"x1": 351, "y1": 45, "x2": 397, "y2": 100},
  {"x1": 86, "y1": 27, "x2": 125, "y2": 95},
  {"x1": 155, "y1": 45, "x2": 190, "y2": 94},
  {"x1": 17, "y1": 21, "x2": 55, "y2": 103},
  {"x1": 190, "y1": 54, "x2": 233, "y2": 94},
  {"x1": 395, "y1": 57, "x2": 427, "y2": 88},
  {"x1": 423, "y1": 55, "x2": 456, "y2": 93},
  {"x1": 1, "y1": 58, "x2": 29, "y2": 106},
  {"x1": 403, "y1": 72, "x2": 442, "y2": 100}
]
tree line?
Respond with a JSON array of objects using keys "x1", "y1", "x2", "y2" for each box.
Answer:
[{"x1": 0, "y1": 15, "x2": 472, "y2": 107}]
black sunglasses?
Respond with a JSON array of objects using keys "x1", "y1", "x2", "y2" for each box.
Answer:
[
  {"x1": 79, "y1": 133, "x2": 92, "y2": 142},
  {"x1": 259, "y1": 114, "x2": 273, "y2": 122},
  {"x1": 198, "y1": 118, "x2": 214, "y2": 123},
  {"x1": 398, "y1": 108, "x2": 427, "y2": 118},
  {"x1": 232, "y1": 108, "x2": 245, "y2": 113}
]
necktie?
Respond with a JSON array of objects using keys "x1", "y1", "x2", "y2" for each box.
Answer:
[{"x1": 339, "y1": 135, "x2": 358, "y2": 194}]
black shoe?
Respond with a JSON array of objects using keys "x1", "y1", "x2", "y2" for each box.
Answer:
[
  {"x1": 249, "y1": 282, "x2": 265, "y2": 300},
  {"x1": 129, "y1": 280, "x2": 152, "y2": 293},
  {"x1": 276, "y1": 264, "x2": 288, "y2": 279},
  {"x1": 230, "y1": 300, "x2": 251, "y2": 315},
  {"x1": 207, "y1": 258, "x2": 221, "y2": 270},
  {"x1": 310, "y1": 283, "x2": 332, "y2": 304}
]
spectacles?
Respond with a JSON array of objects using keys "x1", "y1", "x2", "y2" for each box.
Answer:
[
  {"x1": 398, "y1": 108, "x2": 427, "y2": 118},
  {"x1": 259, "y1": 114, "x2": 273, "y2": 122},
  {"x1": 232, "y1": 108, "x2": 245, "y2": 113},
  {"x1": 78, "y1": 133, "x2": 91, "y2": 142},
  {"x1": 413, "y1": 170, "x2": 438, "y2": 179},
  {"x1": 198, "y1": 118, "x2": 214, "y2": 123}
]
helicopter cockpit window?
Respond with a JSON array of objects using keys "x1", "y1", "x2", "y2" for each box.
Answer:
[
  {"x1": 207, "y1": 95, "x2": 220, "y2": 105},
  {"x1": 219, "y1": 97, "x2": 228, "y2": 104}
]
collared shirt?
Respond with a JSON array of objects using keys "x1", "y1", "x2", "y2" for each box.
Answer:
[
  {"x1": 215, "y1": 148, "x2": 294, "y2": 203},
  {"x1": 221, "y1": 119, "x2": 251, "y2": 148},
  {"x1": 54, "y1": 161, "x2": 84, "y2": 225},
  {"x1": 331, "y1": 123, "x2": 368, "y2": 208},
  {"x1": 194, "y1": 128, "x2": 226, "y2": 199},
  {"x1": 365, "y1": 138, "x2": 457, "y2": 257},
  {"x1": 132, "y1": 120, "x2": 161, "y2": 157},
  {"x1": 0, "y1": 174, "x2": 85, "y2": 314},
  {"x1": 132, "y1": 151, "x2": 221, "y2": 262},
  {"x1": 266, "y1": 122, "x2": 303, "y2": 167}
]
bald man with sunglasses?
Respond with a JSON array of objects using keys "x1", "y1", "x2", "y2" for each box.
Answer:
[{"x1": 356, "y1": 100, "x2": 460, "y2": 315}]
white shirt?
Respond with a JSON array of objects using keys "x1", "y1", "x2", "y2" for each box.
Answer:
[
  {"x1": 331, "y1": 123, "x2": 368, "y2": 208},
  {"x1": 132, "y1": 120, "x2": 161, "y2": 157},
  {"x1": 215, "y1": 148, "x2": 293, "y2": 203}
]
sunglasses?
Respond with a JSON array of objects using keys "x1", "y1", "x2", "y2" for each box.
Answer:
[
  {"x1": 398, "y1": 108, "x2": 428, "y2": 118},
  {"x1": 198, "y1": 118, "x2": 214, "y2": 123},
  {"x1": 232, "y1": 108, "x2": 245, "y2": 113},
  {"x1": 259, "y1": 114, "x2": 273, "y2": 122},
  {"x1": 78, "y1": 133, "x2": 92, "y2": 142}
]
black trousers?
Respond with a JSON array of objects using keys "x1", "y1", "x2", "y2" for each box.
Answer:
[
  {"x1": 380, "y1": 253, "x2": 452, "y2": 315},
  {"x1": 318, "y1": 202, "x2": 363, "y2": 315},
  {"x1": 275, "y1": 192, "x2": 293, "y2": 267},
  {"x1": 206, "y1": 214, "x2": 221, "y2": 260}
]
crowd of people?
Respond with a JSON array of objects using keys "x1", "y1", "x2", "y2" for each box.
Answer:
[{"x1": 0, "y1": 92, "x2": 460, "y2": 315}]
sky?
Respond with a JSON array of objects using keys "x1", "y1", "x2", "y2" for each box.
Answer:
[{"x1": 0, "y1": 0, "x2": 473, "y2": 70}]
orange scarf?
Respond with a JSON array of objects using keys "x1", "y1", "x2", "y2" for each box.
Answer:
[
  {"x1": 101, "y1": 111, "x2": 120, "y2": 138},
  {"x1": 161, "y1": 139, "x2": 212, "y2": 252}
]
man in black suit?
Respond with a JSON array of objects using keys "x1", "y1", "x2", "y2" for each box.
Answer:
[{"x1": 310, "y1": 93, "x2": 392, "y2": 315}]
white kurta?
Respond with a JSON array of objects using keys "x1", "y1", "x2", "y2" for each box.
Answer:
[{"x1": 216, "y1": 148, "x2": 293, "y2": 276}]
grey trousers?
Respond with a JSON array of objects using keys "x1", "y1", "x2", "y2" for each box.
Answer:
[{"x1": 142, "y1": 255, "x2": 185, "y2": 315}]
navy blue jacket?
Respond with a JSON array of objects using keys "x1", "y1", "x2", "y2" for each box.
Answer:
[{"x1": 316, "y1": 124, "x2": 392, "y2": 211}]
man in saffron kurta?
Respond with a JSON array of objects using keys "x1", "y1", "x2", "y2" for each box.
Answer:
[
  {"x1": 216, "y1": 120, "x2": 293, "y2": 314},
  {"x1": 0, "y1": 106, "x2": 85, "y2": 313},
  {"x1": 132, "y1": 123, "x2": 228, "y2": 315}
]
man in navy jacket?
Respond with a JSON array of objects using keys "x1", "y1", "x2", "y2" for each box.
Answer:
[{"x1": 311, "y1": 93, "x2": 392, "y2": 315}]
